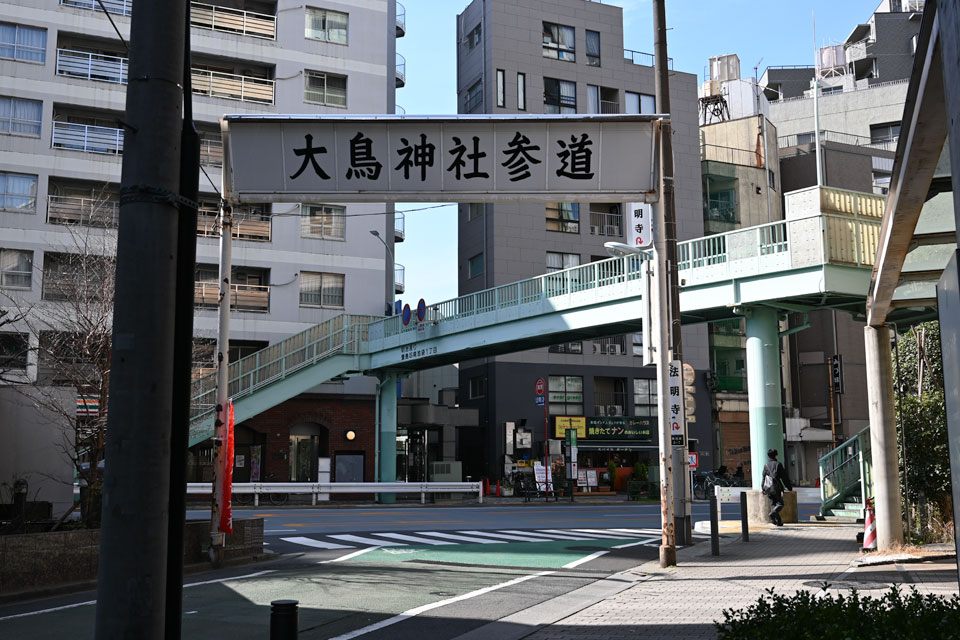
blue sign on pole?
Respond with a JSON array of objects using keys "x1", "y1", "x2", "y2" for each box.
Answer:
[
  {"x1": 402, "y1": 304, "x2": 412, "y2": 326},
  {"x1": 535, "y1": 396, "x2": 545, "y2": 407},
  {"x1": 417, "y1": 298, "x2": 426, "y2": 322}
]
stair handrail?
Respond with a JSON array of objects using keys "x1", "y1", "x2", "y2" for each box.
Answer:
[{"x1": 818, "y1": 425, "x2": 871, "y2": 515}]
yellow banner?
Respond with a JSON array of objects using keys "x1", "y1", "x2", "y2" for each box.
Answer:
[{"x1": 554, "y1": 416, "x2": 586, "y2": 438}]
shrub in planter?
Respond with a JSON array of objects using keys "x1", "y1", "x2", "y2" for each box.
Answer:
[{"x1": 716, "y1": 587, "x2": 960, "y2": 640}]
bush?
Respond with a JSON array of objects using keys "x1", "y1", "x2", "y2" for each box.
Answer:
[
  {"x1": 633, "y1": 462, "x2": 648, "y2": 481},
  {"x1": 716, "y1": 587, "x2": 960, "y2": 640}
]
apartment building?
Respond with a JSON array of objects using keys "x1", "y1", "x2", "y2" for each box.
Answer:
[
  {"x1": 454, "y1": 0, "x2": 712, "y2": 486},
  {"x1": 0, "y1": 0, "x2": 405, "y2": 512}
]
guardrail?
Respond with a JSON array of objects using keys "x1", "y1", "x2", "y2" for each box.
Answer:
[
  {"x1": 395, "y1": 53, "x2": 406, "y2": 87},
  {"x1": 191, "y1": 68, "x2": 275, "y2": 105},
  {"x1": 186, "y1": 481, "x2": 482, "y2": 505},
  {"x1": 194, "y1": 281, "x2": 270, "y2": 312},
  {"x1": 47, "y1": 195, "x2": 120, "y2": 227},
  {"x1": 61, "y1": 0, "x2": 131, "y2": 16},
  {"x1": 52, "y1": 121, "x2": 124, "y2": 155},
  {"x1": 56, "y1": 48, "x2": 128, "y2": 84},
  {"x1": 395, "y1": 1, "x2": 406, "y2": 36},
  {"x1": 199, "y1": 138, "x2": 223, "y2": 167},
  {"x1": 190, "y1": 1, "x2": 276, "y2": 40}
]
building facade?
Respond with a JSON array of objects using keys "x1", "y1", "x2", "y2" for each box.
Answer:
[
  {"x1": 0, "y1": 0, "x2": 406, "y2": 512},
  {"x1": 454, "y1": 0, "x2": 711, "y2": 487}
]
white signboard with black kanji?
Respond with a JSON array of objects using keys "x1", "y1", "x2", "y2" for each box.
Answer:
[
  {"x1": 222, "y1": 115, "x2": 661, "y2": 203},
  {"x1": 669, "y1": 359, "x2": 685, "y2": 446},
  {"x1": 626, "y1": 201, "x2": 654, "y2": 248}
]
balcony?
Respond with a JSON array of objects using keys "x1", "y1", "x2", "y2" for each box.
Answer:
[
  {"x1": 589, "y1": 210, "x2": 622, "y2": 237},
  {"x1": 47, "y1": 195, "x2": 119, "y2": 228},
  {"x1": 61, "y1": 0, "x2": 131, "y2": 16},
  {"x1": 704, "y1": 200, "x2": 736, "y2": 224},
  {"x1": 394, "y1": 263, "x2": 405, "y2": 294},
  {"x1": 599, "y1": 100, "x2": 619, "y2": 114},
  {"x1": 196, "y1": 207, "x2": 271, "y2": 242},
  {"x1": 394, "y1": 211, "x2": 405, "y2": 242},
  {"x1": 56, "y1": 48, "x2": 127, "y2": 84},
  {"x1": 395, "y1": 53, "x2": 406, "y2": 88},
  {"x1": 844, "y1": 37, "x2": 874, "y2": 63},
  {"x1": 199, "y1": 138, "x2": 223, "y2": 167},
  {"x1": 190, "y1": 2, "x2": 277, "y2": 40},
  {"x1": 592, "y1": 336, "x2": 626, "y2": 356},
  {"x1": 52, "y1": 121, "x2": 123, "y2": 155},
  {"x1": 624, "y1": 48, "x2": 672, "y2": 69},
  {"x1": 191, "y1": 68, "x2": 274, "y2": 105},
  {"x1": 194, "y1": 281, "x2": 270, "y2": 312},
  {"x1": 396, "y1": 1, "x2": 406, "y2": 37}
]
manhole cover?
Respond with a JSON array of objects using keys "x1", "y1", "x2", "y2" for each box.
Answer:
[
  {"x1": 568, "y1": 546, "x2": 611, "y2": 552},
  {"x1": 802, "y1": 580, "x2": 890, "y2": 591}
]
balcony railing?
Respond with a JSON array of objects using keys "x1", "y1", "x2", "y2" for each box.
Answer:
[
  {"x1": 197, "y1": 209, "x2": 271, "y2": 242},
  {"x1": 592, "y1": 336, "x2": 626, "y2": 356},
  {"x1": 589, "y1": 211, "x2": 622, "y2": 237},
  {"x1": 56, "y1": 48, "x2": 128, "y2": 84},
  {"x1": 394, "y1": 211, "x2": 405, "y2": 242},
  {"x1": 778, "y1": 129, "x2": 899, "y2": 152},
  {"x1": 52, "y1": 121, "x2": 124, "y2": 155},
  {"x1": 47, "y1": 195, "x2": 120, "y2": 228},
  {"x1": 194, "y1": 281, "x2": 270, "y2": 312},
  {"x1": 395, "y1": 263, "x2": 405, "y2": 294},
  {"x1": 191, "y1": 68, "x2": 275, "y2": 105},
  {"x1": 594, "y1": 391, "x2": 628, "y2": 416},
  {"x1": 395, "y1": 53, "x2": 406, "y2": 88},
  {"x1": 599, "y1": 100, "x2": 619, "y2": 114},
  {"x1": 396, "y1": 1, "x2": 406, "y2": 37},
  {"x1": 624, "y1": 49, "x2": 672, "y2": 69},
  {"x1": 190, "y1": 2, "x2": 276, "y2": 40},
  {"x1": 704, "y1": 201, "x2": 736, "y2": 223},
  {"x1": 199, "y1": 138, "x2": 223, "y2": 167},
  {"x1": 61, "y1": 0, "x2": 132, "y2": 16}
]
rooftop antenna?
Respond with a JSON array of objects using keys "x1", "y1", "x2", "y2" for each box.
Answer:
[{"x1": 813, "y1": 11, "x2": 824, "y2": 187}]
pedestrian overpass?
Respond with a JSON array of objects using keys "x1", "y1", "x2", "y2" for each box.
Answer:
[{"x1": 190, "y1": 186, "x2": 882, "y2": 488}]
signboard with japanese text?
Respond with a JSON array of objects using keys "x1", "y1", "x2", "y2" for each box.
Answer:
[
  {"x1": 554, "y1": 416, "x2": 653, "y2": 440},
  {"x1": 831, "y1": 354, "x2": 844, "y2": 394},
  {"x1": 669, "y1": 359, "x2": 685, "y2": 446},
  {"x1": 554, "y1": 416, "x2": 587, "y2": 438},
  {"x1": 626, "y1": 202, "x2": 654, "y2": 248},
  {"x1": 222, "y1": 115, "x2": 660, "y2": 203}
]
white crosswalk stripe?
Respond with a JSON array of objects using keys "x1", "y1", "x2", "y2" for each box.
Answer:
[
  {"x1": 372, "y1": 532, "x2": 456, "y2": 545},
  {"x1": 413, "y1": 531, "x2": 505, "y2": 544},
  {"x1": 328, "y1": 534, "x2": 406, "y2": 546},
  {"x1": 457, "y1": 530, "x2": 549, "y2": 542},
  {"x1": 498, "y1": 530, "x2": 598, "y2": 541},
  {"x1": 280, "y1": 536, "x2": 354, "y2": 550}
]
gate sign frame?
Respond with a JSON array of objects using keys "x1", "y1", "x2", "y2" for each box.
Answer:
[{"x1": 221, "y1": 114, "x2": 663, "y2": 203}]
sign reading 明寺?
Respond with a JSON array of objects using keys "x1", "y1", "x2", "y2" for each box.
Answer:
[{"x1": 222, "y1": 115, "x2": 660, "y2": 203}]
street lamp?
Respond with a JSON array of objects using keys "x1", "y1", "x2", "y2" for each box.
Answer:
[{"x1": 369, "y1": 229, "x2": 395, "y2": 315}]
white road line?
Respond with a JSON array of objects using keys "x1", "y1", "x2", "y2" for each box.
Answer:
[
  {"x1": 0, "y1": 570, "x2": 276, "y2": 621},
  {"x1": 499, "y1": 530, "x2": 597, "y2": 541},
  {"x1": 280, "y1": 536, "x2": 356, "y2": 550},
  {"x1": 611, "y1": 528, "x2": 662, "y2": 535},
  {"x1": 457, "y1": 530, "x2": 548, "y2": 542},
  {"x1": 327, "y1": 571, "x2": 554, "y2": 640},
  {"x1": 538, "y1": 529, "x2": 624, "y2": 539},
  {"x1": 572, "y1": 528, "x2": 653, "y2": 537},
  {"x1": 329, "y1": 534, "x2": 406, "y2": 547},
  {"x1": 264, "y1": 529, "x2": 291, "y2": 533},
  {"x1": 612, "y1": 537, "x2": 661, "y2": 549},
  {"x1": 562, "y1": 550, "x2": 609, "y2": 568},
  {"x1": 413, "y1": 531, "x2": 505, "y2": 544},
  {"x1": 372, "y1": 532, "x2": 456, "y2": 545},
  {"x1": 320, "y1": 547, "x2": 379, "y2": 564}
]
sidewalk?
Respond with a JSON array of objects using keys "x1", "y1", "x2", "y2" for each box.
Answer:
[{"x1": 527, "y1": 523, "x2": 959, "y2": 640}]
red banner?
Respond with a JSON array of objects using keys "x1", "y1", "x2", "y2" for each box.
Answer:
[{"x1": 219, "y1": 401, "x2": 234, "y2": 535}]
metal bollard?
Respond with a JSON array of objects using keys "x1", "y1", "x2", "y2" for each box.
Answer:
[
  {"x1": 709, "y1": 493, "x2": 720, "y2": 556},
  {"x1": 740, "y1": 491, "x2": 750, "y2": 542},
  {"x1": 270, "y1": 599, "x2": 299, "y2": 640}
]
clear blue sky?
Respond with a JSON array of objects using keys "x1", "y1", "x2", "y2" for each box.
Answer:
[{"x1": 393, "y1": 0, "x2": 880, "y2": 307}]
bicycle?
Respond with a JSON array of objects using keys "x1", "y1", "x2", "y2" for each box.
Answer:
[{"x1": 263, "y1": 472, "x2": 288, "y2": 506}]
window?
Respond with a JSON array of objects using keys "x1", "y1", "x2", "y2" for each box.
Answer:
[
  {"x1": 549, "y1": 342, "x2": 583, "y2": 354},
  {"x1": 0, "y1": 96, "x2": 42, "y2": 136},
  {"x1": 546, "y1": 251, "x2": 579, "y2": 272},
  {"x1": 465, "y1": 79, "x2": 482, "y2": 112},
  {"x1": 517, "y1": 72, "x2": 526, "y2": 111},
  {"x1": 633, "y1": 378, "x2": 659, "y2": 417},
  {"x1": 820, "y1": 85, "x2": 843, "y2": 95},
  {"x1": 468, "y1": 253, "x2": 484, "y2": 279},
  {"x1": 467, "y1": 203, "x2": 483, "y2": 221},
  {"x1": 0, "y1": 22, "x2": 46, "y2": 63},
  {"x1": 0, "y1": 171, "x2": 37, "y2": 212},
  {"x1": 496, "y1": 69, "x2": 505, "y2": 107},
  {"x1": 304, "y1": 70, "x2": 347, "y2": 107},
  {"x1": 0, "y1": 333, "x2": 28, "y2": 370},
  {"x1": 468, "y1": 375, "x2": 486, "y2": 399},
  {"x1": 548, "y1": 375, "x2": 583, "y2": 416},
  {"x1": 585, "y1": 30, "x2": 600, "y2": 66},
  {"x1": 542, "y1": 21, "x2": 575, "y2": 62},
  {"x1": 543, "y1": 77, "x2": 575, "y2": 114},
  {"x1": 870, "y1": 122, "x2": 901, "y2": 145},
  {"x1": 546, "y1": 202, "x2": 579, "y2": 233},
  {"x1": 301, "y1": 204, "x2": 345, "y2": 239},
  {"x1": 305, "y1": 8, "x2": 348, "y2": 44},
  {"x1": 626, "y1": 91, "x2": 656, "y2": 114},
  {"x1": 300, "y1": 271, "x2": 345, "y2": 307},
  {"x1": 0, "y1": 248, "x2": 32, "y2": 288},
  {"x1": 467, "y1": 23, "x2": 482, "y2": 50},
  {"x1": 768, "y1": 169, "x2": 777, "y2": 191},
  {"x1": 586, "y1": 85, "x2": 599, "y2": 114},
  {"x1": 795, "y1": 131, "x2": 816, "y2": 145}
]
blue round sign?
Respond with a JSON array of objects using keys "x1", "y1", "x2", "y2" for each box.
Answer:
[
  {"x1": 402, "y1": 303, "x2": 412, "y2": 326},
  {"x1": 417, "y1": 298, "x2": 426, "y2": 322}
]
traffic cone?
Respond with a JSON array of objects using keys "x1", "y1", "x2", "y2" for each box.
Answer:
[{"x1": 862, "y1": 499, "x2": 877, "y2": 552}]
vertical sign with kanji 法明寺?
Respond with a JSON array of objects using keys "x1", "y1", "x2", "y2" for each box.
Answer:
[
  {"x1": 669, "y1": 359, "x2": 685, "y2": 446},
  {"x1": 626, "y1": 201, "x2": 653, "y2": 248}
]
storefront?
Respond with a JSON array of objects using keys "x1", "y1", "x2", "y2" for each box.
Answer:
[{"x1": 554, "y1": 415, "x2": 659, "y2": 489}]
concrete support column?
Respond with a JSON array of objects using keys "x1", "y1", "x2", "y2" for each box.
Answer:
[
  {"x1": 864, "y1": 325, "x2": 904, "y2": 549},
  {"x1": 378, "y1": 373, "x2": 398, "y2": 504},
  {"x1": 745, "y1": 307, "x2": 785, "y2": 488}
]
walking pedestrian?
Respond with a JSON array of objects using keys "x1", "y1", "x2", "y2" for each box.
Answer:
[{"x1": 761, "y1": 448, "x2": 792, "y2": 526}]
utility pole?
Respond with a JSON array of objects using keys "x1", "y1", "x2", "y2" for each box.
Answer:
[
  {"x1": 653, "y1": 0, "x2": 689, "y2": 565},
  {"x1": 95, "y1": 0, "x2": 186, "y2": 637},
  {"x1": 210, "y1": 201, "x2": 233, "y2": 563}
]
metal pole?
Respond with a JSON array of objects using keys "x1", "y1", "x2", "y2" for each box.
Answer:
[
  {"x1": 165, "y1": 15, "x2": 200, "y2": 637},
  {"x1": 653, "y1": 0, "x2": 683, "y2": 565},
  {"x1": 210, "y1": 199, "x2": 233, "y2": 565},
  {"x1": 812, "y1": 17, "x2": 824, "y2": 188},
  {"x1": 709, "y1": 493, "x2": 720, "y2": 556},
  {"x1": 270, "y1": 600, "x2": 299, "y2": 640},
  {"x1": 828, "y1": 357, "x2": 837, "y2": 447},
  {"x1": 740, "y1": 490, "x2": 750, "y2": 542},
  {"x1": 94, "y1": 0, "x2": 186, "y2": 635}
]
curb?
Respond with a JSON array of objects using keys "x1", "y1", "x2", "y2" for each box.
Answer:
[{"x1": 853, "y1": 552, "x2": 957, "y2": 567}]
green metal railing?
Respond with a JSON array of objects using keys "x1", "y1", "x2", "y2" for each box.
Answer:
[{"x1": 818, "y1": 425, "x2": 872, "y2": 516}]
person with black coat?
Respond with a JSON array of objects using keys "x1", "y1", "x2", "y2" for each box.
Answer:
[{"x1": 761, "y1": 448, "x2": 792, "y2": 526}]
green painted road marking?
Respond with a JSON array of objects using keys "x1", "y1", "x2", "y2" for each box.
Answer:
[{"x1": 345, "y1": 538, "x2": 636, "y2": 568}]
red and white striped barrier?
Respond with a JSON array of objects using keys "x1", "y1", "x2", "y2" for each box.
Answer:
[{"x1": 862, "y1": 499, "x2": 877, "y2": 551}]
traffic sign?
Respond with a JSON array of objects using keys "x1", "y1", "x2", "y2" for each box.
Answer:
[
  {"x1": 688, "y1": 452, "x2": 699, "y2": 470},
  {"x1": 417, "y1": 298, "x2": 426, "y2": 321},
  {"x1": 535, "y1": 396, "x2": 545, "y2": 407},
  {"x1": 535, "y1": 377, "x2": 546, "y2": 396},
  {"x1": 401, "y1": 303, "x2": 411, "y2": 326}
]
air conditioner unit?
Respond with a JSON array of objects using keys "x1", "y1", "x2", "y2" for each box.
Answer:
[
  {"x1": 590, "y1": 225, "x2": 600, "y2": 235},
  {"x1": 606, "y1": 405, "x2": 623, "y2": 416},
  {"x1": 604, "y1": 225, "x2": 620, "y2": 236}
]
